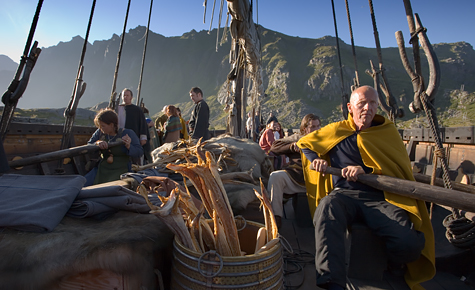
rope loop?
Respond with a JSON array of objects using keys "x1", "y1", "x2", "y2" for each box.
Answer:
[
  {"x1": 409, "y1": 26, "x2": 427, "y2": 44},
  {"x1": 433, "y1": 148, "x2": 446, "y2": 159}
]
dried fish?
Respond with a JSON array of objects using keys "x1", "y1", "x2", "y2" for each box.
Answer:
[
  {"x1": 166, "y1": 151, "x2": 242, "y2": 256},
  {"x1": 148, "y1": 188, "x2": 197, "y2": 251},
  {"x1": 254, "y1": 179, "x2": 279, "y2": 241}
]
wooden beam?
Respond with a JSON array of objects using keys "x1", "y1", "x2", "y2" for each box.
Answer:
[
  {"x1": 9, "y1": 140, "x2": 123, "y2": 168},
  {"x1": 323, "y1": 166, "x2": 475, "y2": 213}
]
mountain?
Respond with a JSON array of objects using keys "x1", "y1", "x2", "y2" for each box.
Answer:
[
  {"x1": 0, "y1": 55, "x2": 17, "y2": 97},
  {"x1": 0, "y1": 55, "x2": 17, "y2": 71},
  {"x1": 1, "y1": 25, "x2": 474, "y2": 129}
]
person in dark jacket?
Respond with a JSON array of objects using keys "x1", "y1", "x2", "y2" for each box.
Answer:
[
  {"x1": 117, "y1": 88, "x2": 149, "y2": 164},
  {"x1": 266, "y1": 111, "x2": 278, "y2": 125},
  {"x1": 188, "y1": 87, "x2": 210, "y2": 141},
  {"x1": 268, "y1": 114, "x2": 321, "y2": 227}
]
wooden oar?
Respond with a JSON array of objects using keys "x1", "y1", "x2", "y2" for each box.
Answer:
[
  {"x1": 322, "y1": 166, "x2": 475, "y2": 213},
  {"x1": 413, "y1": 172, "x2": 475, "y2": 195},
  {"x1": 8, "y1": 140, "x2": 123, "y2": 168}
]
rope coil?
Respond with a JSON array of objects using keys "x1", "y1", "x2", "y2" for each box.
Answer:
[{"x1": 443, "y1": 215, "x2": 475, "y2": 248}]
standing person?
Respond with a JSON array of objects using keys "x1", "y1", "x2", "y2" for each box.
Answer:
[
  {"x1": 162, "y1": 105, "x2": 181, "y2": 143},
  {"x1": 266, "y1": 111, "x2": 278, "y2": 125},
  {"x1": 297, "y1": 86, "x2": 435, "y2": 290},
  {"x1": 155, "y1": 105, "x2": 169, "y2": 146},
  {"x1": 189, "y1": 87, "x2": 210, "y2": 141},
  {"x1": 254, "y1": 111, "x2": 261, "y2": 140},
  {"x1": 142, "y1": 107, "x2": 158, "y2": 161},
  {"x1": 146, "y1": 117, "x2": 159, "y2": 150},
  {"x1": 268, "y1": 114, "x2": 321, "y2": 228},
  {"x1": 86, "y1": 109, "x2": 143, "y2": 185},
  {"x1": 246, "y1": 112, "x2": 252, "y2": 138},
  {"x1": 176, "y1": 107, "x2": 189, "y2": 140},
  {"x1": 117, "y1": 88, "x2": 148, "y2": 164}
]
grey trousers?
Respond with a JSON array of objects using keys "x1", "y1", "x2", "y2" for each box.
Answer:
[{"x1": 313, "y1": 189, "x2": 425, "y2": 288}]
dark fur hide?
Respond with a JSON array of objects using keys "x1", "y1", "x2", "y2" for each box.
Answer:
[
  {"x1": 224, "y1": 182, "x2": 262, "y2": 214},
  {"x1": 152, "y1": 135, "x2": 273, "y2": 181},
  {"x1": 0, "y1": 211, "x2": 174, "y2": 290}
]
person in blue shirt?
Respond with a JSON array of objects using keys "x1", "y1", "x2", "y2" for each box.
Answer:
[{"x1": 86, "y1": 109, "x2": 143, "y2": 185}]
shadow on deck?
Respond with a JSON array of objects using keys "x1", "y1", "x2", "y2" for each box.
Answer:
[{"x1": 241, "y1": 193, "x2": 475, "y2": 290}]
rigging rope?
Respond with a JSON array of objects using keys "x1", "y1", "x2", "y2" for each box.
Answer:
[
  {"x1": 400, "y1": 0, "x2": 470, "y2": 247},
  {"x1": 136, "y1": 0, "x2": 154, "y2": 105},
  {"x1": 108, "y1": 0, "x2": 132, "y2": 110},
  {"x1": 0, "y1": 0, "x2": 43, "y2": 142},
  {"x1": 215, "y1": 0, "x2": 224, "y2": 52},
  {"x1": 344, "y1": 0, "x2": 359, "y2": 90},
  {"x1": 59, "y1": 0, "x2": 96, "y2": 154},
  {"x1": 367, "y1": 0, "x2": 402, "y2": 122},
  {"x1": 203, "y1": 0, "x2": 207, "y2": 24},
  {"x1": 220, "y1": 12, "x2": 230, "y2": 46},
  {"x1": 208, "y1": 0, "x2": 217, "y2": 34},
  {"x1": 330, "y1": 0, "x2": 349, "y2": 120}
]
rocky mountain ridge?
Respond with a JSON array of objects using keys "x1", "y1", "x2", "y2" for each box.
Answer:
[{"x1": 1, "y1": 25, "x2": 474, "y2": 129}]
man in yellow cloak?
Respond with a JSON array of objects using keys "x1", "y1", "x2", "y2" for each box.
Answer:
[{"x1": 297, "y1": 86, "x2": 435, "y2": 290}]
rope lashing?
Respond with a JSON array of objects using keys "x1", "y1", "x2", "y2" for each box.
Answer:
[{"x1": 409, "y1": 26, "x2": 427, "y2": 44}]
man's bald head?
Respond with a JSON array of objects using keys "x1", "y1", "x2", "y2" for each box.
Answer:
[{"x1": 347, "y1": 86, "x2": 379, "y2": 131}]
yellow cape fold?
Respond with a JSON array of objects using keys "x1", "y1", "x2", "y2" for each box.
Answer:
[{"x1": 297, "y1": 114, "x2": 435, "y2": 290}]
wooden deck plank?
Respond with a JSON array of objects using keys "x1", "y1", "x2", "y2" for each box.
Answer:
[
  {"x1": 424, "y1": 271, "x2": 474, "y2": 290},
  {"x1": 241, "y1": 194, "x2": 475, "y2": 290},
  {"x1": 279, "y1": 197, "x2": 320, "y2": 289}
]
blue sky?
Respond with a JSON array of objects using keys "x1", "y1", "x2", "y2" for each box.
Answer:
[{"x1": 1, "y1": 0, "x2": 474, "y2": 62}]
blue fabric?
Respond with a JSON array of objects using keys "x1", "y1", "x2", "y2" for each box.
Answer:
[
  {"x1": 0, "y1": 174, "x2": 86, "y2": 232},
  {"x1": 84, "y1": 166, "x2": 98, "y2": 186},
  {"x1": 67, "y1": 185, "x2": 161, "y2": 219}
]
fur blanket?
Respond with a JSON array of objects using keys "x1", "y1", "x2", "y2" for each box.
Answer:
[
  {"x1": 152, "y1": 135, "x2": 273, "y2": 181},
  {"x1": 0, "y1": 211, "x2": 174, "y2": 290}
]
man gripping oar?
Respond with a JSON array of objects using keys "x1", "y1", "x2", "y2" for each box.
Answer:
[{"x1": 298, "y1": 85, "x2": 435, "y2": 290}]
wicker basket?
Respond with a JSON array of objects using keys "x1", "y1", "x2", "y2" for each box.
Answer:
[{"x1": 171, "y1": 219, "x2": 284, "y2": 290}]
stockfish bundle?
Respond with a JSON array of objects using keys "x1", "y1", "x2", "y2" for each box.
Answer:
[{"x1": 148, "y1": 136, "x2": 272, "y2": 214}]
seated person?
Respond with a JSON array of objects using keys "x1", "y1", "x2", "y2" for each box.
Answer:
[
  {"x1": 273, "y1": 121, "x2": 284, "y2": 140},
  {"x1": 260, "y1": 121, "x2": 285, "y2": 170},
  {"x1": 267, "y1": 114, "x2": 321, "y2": 228},
  {"x1": 259, "y1": 121, "x2": 278, "y2": 153},
  {"x1": 297, "y1": 86, "x2": 435, "y2": 290},
  {"x1": 86, "y1": 109, "x2": 143, "y2": 185}
]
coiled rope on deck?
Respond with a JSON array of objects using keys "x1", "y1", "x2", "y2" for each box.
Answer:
[{"x1": 443, "y1": 215, "x2": 475, "y2": 248}]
